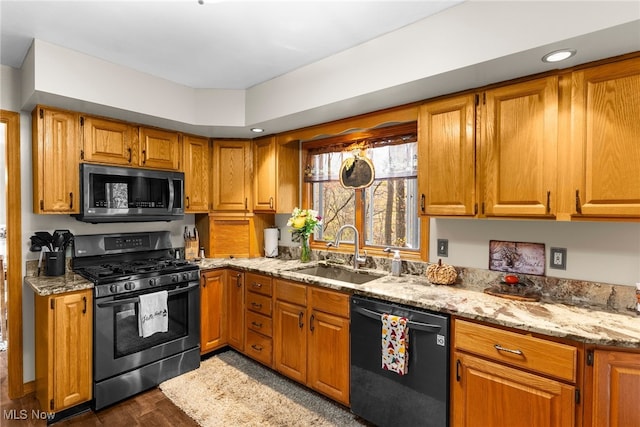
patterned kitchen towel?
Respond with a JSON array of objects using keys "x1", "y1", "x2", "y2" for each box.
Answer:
[
  {"x1": 381, "y1": 313, "x2": 409, "y2": 375},
  {"x1": 138, "y1": 290, "x2": 169, "y2": 338}
]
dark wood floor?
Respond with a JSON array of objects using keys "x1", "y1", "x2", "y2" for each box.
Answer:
[{"x1": 1, "y1": 350, "x2": 199, "y2": 426}]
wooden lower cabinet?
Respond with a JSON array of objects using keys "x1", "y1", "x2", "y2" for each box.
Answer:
[
  {"x1": 244, "y1": 273, "x2": 273, "y2": 366},
  {"x1": 274, "y1": 279, "x2": 350, "y2": 406},
  {"x1": 274, "y1": 299, "x2": 308, "y2": 382},
  {"x1": 453, "y1": 352, "x2": 575, "y2": 427},
  {"x1": 586, "y1": 349, "x2": 640, "y2": 427},
  {"x1": 200, "y1": 269, "x2": 227, "y2": 354},
  {"x1": 227, "y1": 270, "x2": 245, "y2": 351},
  {"x1": 35, "y1": 289, "x2": 92, "y2": 412},
  {"x1": 452, "y1": 319, "x2": 578, "y2": 427}
]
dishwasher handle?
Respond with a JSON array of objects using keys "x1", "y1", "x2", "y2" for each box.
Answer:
[{"x1": 352, "y1": 305, "x2": 442, "y2": 333}]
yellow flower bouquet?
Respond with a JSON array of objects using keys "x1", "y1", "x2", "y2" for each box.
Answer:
[{"x1": 287, "y1": 208, "x2": 322, "y2": 262}]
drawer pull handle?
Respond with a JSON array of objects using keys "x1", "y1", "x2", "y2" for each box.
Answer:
[
  {"x1": 251, "y1": 344, "x2": 263, "y2": 352},
  {"x1": 251, "y1": 302, "x2": 262, "y2": 309},
  {"x1": 252, "y1": 282, "x2": 262, "y2": 288},
  {"x1": 494, "y1": 344, "x2": 523, "y2": 356},
  {"x1": 251, "y1": 321, "x2": 263, "y2": 328}
]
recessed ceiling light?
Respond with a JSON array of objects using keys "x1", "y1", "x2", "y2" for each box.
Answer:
[
  {"x1": 251, "y1": 127, "x2": 265, "y2": 133},
  {"x1": 542, "y1": 49, "x2": 577, "y2": 63}
]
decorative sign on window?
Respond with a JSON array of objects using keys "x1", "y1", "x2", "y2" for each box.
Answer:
[
  {"x1": 339, "y1": 154, "x2": 375, "y2": 189},
  {"x1": 489, "y1": 240, "x2": 545, "y2": 276}
]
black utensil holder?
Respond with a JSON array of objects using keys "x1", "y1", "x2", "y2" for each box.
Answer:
[{"x1": 45, "y1": 251, "x2": 65, "y2": 277}]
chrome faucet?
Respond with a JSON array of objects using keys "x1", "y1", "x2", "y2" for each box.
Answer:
[{"x1": 326, "y1": 224, "x2": 367, "y2": 269}]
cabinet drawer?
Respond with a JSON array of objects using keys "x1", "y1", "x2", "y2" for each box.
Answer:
[
  {"x1": 246, "y1": 311, "x2": 273, "y2": 337},
  {"x1": 245, "y1": 330, "x2": 272, "y2": 366},
  {"x1": 309, "y1": 287, "x2": 349, "y2": 318},
  {"x1": 246, "y1": 273, "x2": 273, "y2": 296},
  {"x1": 454, "y1": 319, "x2": 577, "y2": 383},
  {"x1": 275, "y1": 279, "x2": 306, "y2": 306},
  {"x1": 246, "y1": 292, "x2": 272, "y2": 316}
]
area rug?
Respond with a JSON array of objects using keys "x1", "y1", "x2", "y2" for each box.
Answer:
[{"x1": 159, "y1": 350, "x2": 366, "y2": 427}]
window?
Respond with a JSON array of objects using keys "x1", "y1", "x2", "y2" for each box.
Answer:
[{"x1": 304, "y1": 123, "x2": 419, "y2": 253}]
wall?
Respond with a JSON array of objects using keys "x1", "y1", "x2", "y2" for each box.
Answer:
[{"x1": 430, "y1": 218, "x2": 640, "y2": 287}]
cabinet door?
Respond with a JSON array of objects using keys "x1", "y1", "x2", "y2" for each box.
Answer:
[
  {"x1": 590, "y1": 350, "x2": 640, "y2": 427},
  {"x1": 274, "y1": 300, "x2": 307, "y2": 383},
  {"x1": 200, "y1": 270, "x2": 226, "y2": 354},
  {"x1": 253, "y1": 136, "x2": 277, "y2": 212},
  {"x1": 307, "y1": 310, "x2": 350, "y2": 406},
  {"x1": 419, "y1": 94, "x2": 476, "y2": 216},
  {"x1": 227, "y1": 270, "x2": 245, "y2": 351},
  {"x1": 82, "y1": 116, "x2": 135, "y2": 166},
  {"x1": 482, "y1": 77, "x2": 558, "y2": 217},
  {"x1": 52, "y1": 291, "x2": 92, "y2": 411},
  {"x1": 212, "y1": 139, "x2": 251, "y2": 211},
  {"x1": 571, "y1": 58, "x2": 640, "y2": 218},
  {"x1": 139, "y1": 127, "x2": 180, "y2": 170},
  {"x1": 183, "y1": 135, "x2": 210, "y2": 213},
  {"x1": 32, "y1": 107, "x2": 80, "y2": 213},
  {"x1": 452, "y1": 352, "x2": 575, "y2": 427}
]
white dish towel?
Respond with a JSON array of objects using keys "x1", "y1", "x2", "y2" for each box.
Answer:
[{"x1": 138, "y1": 290, "x2": 169, "y2": 338}]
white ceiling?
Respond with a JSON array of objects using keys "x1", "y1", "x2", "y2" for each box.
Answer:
[
  {"x1": 0, "y1": 0, "x2": 463, "y2": 89},
  {"x1": 1, "y1": 1, "x2": 639, "y2": 137}
]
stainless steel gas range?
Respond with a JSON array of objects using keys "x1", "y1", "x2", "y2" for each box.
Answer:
[{"x1": 72, "y1": 231, "x2": 200, "y2": 410}]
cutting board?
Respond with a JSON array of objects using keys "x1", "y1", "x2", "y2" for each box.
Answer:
[{"x1": 483, "y1": 286, "x2": 541, "y2": 302}]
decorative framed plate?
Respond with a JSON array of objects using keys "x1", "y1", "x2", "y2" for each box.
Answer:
[{"x1": 339, "y1": 155, "x2": 374, "y2": 189}]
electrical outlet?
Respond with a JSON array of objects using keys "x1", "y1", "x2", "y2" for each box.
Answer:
[
  {"x1": 437, "y1": 239, "x2": 448, "y2": 257},
  {"x1": 550, "y1": 247, "x2": 567, "y2": 270}
]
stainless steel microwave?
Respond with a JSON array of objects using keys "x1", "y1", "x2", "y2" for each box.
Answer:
[{"x1": 74, "y1": 164, "x2": 185, "y2": 223}]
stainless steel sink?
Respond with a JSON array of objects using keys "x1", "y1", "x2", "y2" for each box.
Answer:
[{"x1": 291, "y1": 264, "x2": 382, "y2": 284}]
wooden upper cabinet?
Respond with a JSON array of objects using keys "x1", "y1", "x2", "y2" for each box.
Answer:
[
  {"x1": 481, "y1": 76, "x2": 559, "y2": 217},
  {"x1": 253, "y1": 136, "x2": 277, "y2": 211},
  {"x1": 32, "y1": 106, "x2": 80, "y2": 214},
  {"x1": 253, "y1": 135, "x2": 300, "y2": 213},
  {"x1": 571, "y1": 57, "x2": 640, "y2": 218},
  {"x1": 183, "y1": 134, "x2": 210, "y2": 213},
  {"x1": 81, "y1": 115, "x2": 136, "y2": 166},
  {"x1": 418, "y1": 94, "x2": 476, "y2": 216},
  {"x1": 138, "y1": 126, "x2": 181, "y2": 170},
  {"x1": 212, "y1": 139, "x2": 251, "y2": 211}
]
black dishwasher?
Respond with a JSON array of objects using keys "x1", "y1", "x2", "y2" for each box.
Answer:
[{"x1": 350, "y1": 295, "x2": 449, "y2": 427}]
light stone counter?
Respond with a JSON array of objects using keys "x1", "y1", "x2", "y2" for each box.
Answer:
[
  {"x1": 25, "y1": 257, "x2": 640, "y2": 347},
  {"x1": 24, "y1": 271, "x2": 93, "y2": 296},
  {"x1": 197, "y1": 257, "x2": 640, "y2": 348}
]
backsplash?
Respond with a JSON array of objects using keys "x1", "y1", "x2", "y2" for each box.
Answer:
[{"x1": 279, "y1": 245, "x2": 638, "y2": 316}]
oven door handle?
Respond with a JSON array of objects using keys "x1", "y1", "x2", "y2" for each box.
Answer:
[
  {"x1": 96, "y1": 282, "x2": 199, "y2": 308},
  {"x1": 352, "y1": 305, "x2": 442, "y2": 333}
]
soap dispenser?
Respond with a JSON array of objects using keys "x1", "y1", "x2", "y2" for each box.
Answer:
[{"x1": 391, "y1": 250, "x2": 402, "y2": 276}]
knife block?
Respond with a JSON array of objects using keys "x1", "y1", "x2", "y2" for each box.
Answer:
[{"x1": 184, "y1": 238, "x2": 199, "y2": 260}]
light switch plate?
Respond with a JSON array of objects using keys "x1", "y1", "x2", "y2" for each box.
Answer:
[
  {"x1": 550, "y1": 247, "x2": 567, "y2": 270},
  {"x1": 437, "y1": 239, "x2": 448, "y2": 257}
]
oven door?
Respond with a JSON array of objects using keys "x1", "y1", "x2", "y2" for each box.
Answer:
[{"x1": 94, "y1": 280, "x2": 200, "y2": 382}]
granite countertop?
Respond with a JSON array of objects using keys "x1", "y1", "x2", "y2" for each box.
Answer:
[
  {"x1": 197, "y1": 257, "x2": 640, "y2": 348},
  {"x1": 24, "y1": 270, "x2": 94, "y2": 296},
  {"x1": 25, "y1": 257, "x2": 640, "y2": 348}
]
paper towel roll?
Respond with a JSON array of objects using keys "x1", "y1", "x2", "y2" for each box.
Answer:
[{"x1": 264, "y1": 228, "x2": 279, "y2": 258}]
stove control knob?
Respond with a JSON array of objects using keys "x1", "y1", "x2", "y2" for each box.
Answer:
[
  {"x1": 124, "y1": 282, "x2": 135, "y2": 291},
  {"x1": 182, "y1": 273, "x2": 190, "y2": 281},
  {"x1": 171, "y1": 275, "x2": 179, "y2": 283},
  {"x1": 109, "y1": 284, "x2": 119, "y2": 294},
  {"x1": 148, "y1": 278, "x2": 156, "y2": 286}
]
